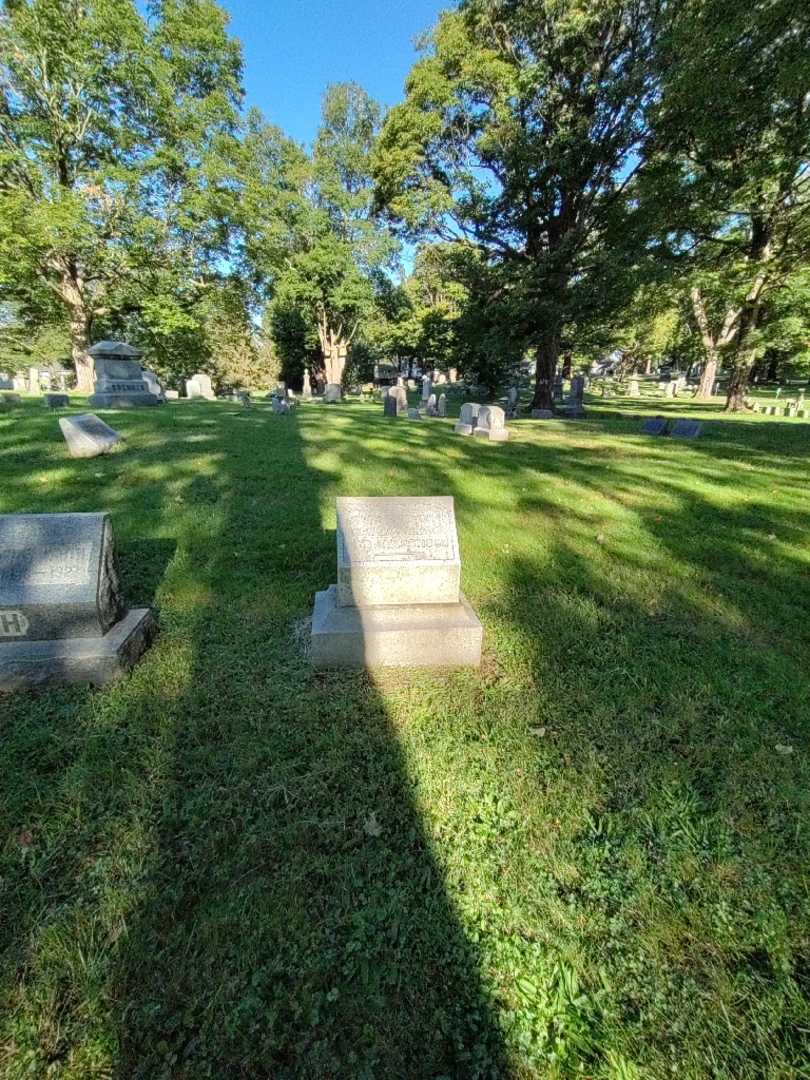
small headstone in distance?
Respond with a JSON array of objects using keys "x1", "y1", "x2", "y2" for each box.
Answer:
[
  {"x1": 437, "y1": 393, "x2": 447, "y2": 417},
  {"x1": 531, "y1": 409, "x2": 553, "y2": 420},
  {"x1": 641, "y1": 417, "x2": 669, "y2": 436},
  {"x1": 455, "y1": 402, "x2": 479, "y2": 435},
  {"x1": 324, "y1": 383, "x2": 342, "y2": 404},
  {"x1": 164, "y1": 389, "x2": 179, "y2": 400},
  {"x1": 383, "y1": 392, "x2": 397, "y2": 418},
  {"x1": 474, "y1": 405, "x2": 509, "y2": 442},
  {"x1": 59, "y1": 414, "x2": 121, "y2": 458},
  {"x1": 2, "y1": 392, "x2": 21, "y2": 404},
  {"x1": 670, "y1": 419, "x2": 703, "y2": 439},
  {"x1": 0, "y1": 512, "x2": 155, "y2": 689},
  {"x1": 44, "y1": 393, "x2": 70, "y2": 408},
  {"x1": 407, "y1": 407, "x2": 421, "y2": 420}
]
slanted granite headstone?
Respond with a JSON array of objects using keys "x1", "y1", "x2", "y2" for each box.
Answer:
[
  {"x1": 437, "y1": 393, "x2": 447, "y2": 417},
  {"x1": 474, "y1": 405, "x2": 509, "y2": 442},
  {"x1": 0, "y1": 512, "x2": 155, "y2": 689},
  {"x1": 670, "y1": 419, "x2": 703, "y2": 439},
  {"x1": 43, "y1": 393, "x2": 69, "y2": 408},
  {"x1": 310, "y1": 496, "x2": 482, "y2": 668},
  {"x1": 641, "y1": 417, "x2": 669, "y2": 436},
  {"x1": 88, "y1": 341, "x2": 158, "y2": 408},
  {"x1": 59, "y1": 414, "x2": 121, "y2": 458},
  {"x1": 454, "y1": 402, "x2": 479, "y2": 436},
  {"x1": 324, "y1": 383, "x2": 342, "y2": 404},
  {"x1": 383, "y1": 392, "x2": 397, "y2": 418}
]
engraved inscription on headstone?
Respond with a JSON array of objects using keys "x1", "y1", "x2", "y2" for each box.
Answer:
[
  {"x1": 336, "y1": 496, "x2": 460, "y2": 608},
  {"x1": 60, "y1": 414, "x2": 121, "y2": 458},
  {"x1": 0, "y1": 611, "x2": 29, "y2": 637}
]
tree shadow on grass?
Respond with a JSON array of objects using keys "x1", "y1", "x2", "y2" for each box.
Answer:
[{"x1": 0, "y1": 401, "x2": 508, "y2": 1078}]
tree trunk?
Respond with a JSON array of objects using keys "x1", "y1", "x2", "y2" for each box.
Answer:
[
  {"x1": 69, "y1": 308, "x2": 94, "y2": 392},
  {"x1": 695, "y1": 354, "x2": 718, "y2": 399},
  {"x1": 532, "y1": 333, "x2": 560, "y2": 411}
]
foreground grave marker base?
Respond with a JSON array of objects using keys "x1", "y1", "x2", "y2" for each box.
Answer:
[{"x1": 311, "y1": 496, "x2": 482, "y2": 669}]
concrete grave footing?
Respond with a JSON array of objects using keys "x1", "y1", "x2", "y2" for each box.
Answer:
[
  {"x1": 311, "y1": 585, "x2": 482, "y2": 669},
  {"x1": 0, "y1": 607, "x2": 156, "y2": 691}
]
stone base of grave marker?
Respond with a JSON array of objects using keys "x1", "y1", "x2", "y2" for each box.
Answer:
[
  {"x1": 311, "y1": 496, "x2": 482, "y2": 669},
  {"x1": 311, "y1": 586, "x2": 482, "y2": 668}
]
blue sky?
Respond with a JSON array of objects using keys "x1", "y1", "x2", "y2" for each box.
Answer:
[{"x1": 220, "y1": 0, "x2": 446, "y2": 146}]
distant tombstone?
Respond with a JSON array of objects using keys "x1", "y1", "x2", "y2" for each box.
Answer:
[
  {"x1": 390, "y1": 385, "x2": 408, "y2": 415},
  {"x1": 12, "y1": 375, "x2": 26, "y2": 393},
  {"x1": 185, "y1": 372, "x2": 215, "y2": 400},
  {"x1": 474, "y1": 405, "x2": 509, "y2": 442},
  {"x1": 324, "y1": 383, "x2": 342, "y2": 404},
  {"x1": 552, "y1": 377, "x2": 564, "y2": 401},
  {"x1": 302, "y1": 368, "x2": 312, "y2": 398},
  {"x1": 310, "y1": 496, "x2": 482, "y2": 669},
  {"x1": 421, "y1": 375, "x2": 432, "y2": 402},
  {"x1": 2, "y1": 392, "x2": 21, "y2": 404},
  {"x1": 664, "y1": 380, "x2": 677, "y2": 398},
  {"x1": 383, "y1": 392, "x2": 397, "y2": 418},
  {"x1": 88, "y1": 341, "x2": 158, "y2": 407},
  {"x1": 165, "y1": 389, "x2": 179, "y2": 400},
  {"x1": 531, "y1": 409, "x2": 554, "y2": 419},
  {"x1": 628, "y1": 378, "x2": 641, "y2": 396},
  {"x1": 57, "y1": 371, "x2": 68, "y2": 392},
  {"x1": 141, "y1": 369, "x2": 165, "y2": 401},
  {"x1": 43, "y1": 394, "x2": 69, "y2": 409},
  {"x1": 0, "y1": 375, "x2": 11, "y2": 390},
  {"x1": 0, "y1": 512, "x2": 155, "y2": 689},
  {"x1": 437, "y1": 393, "x2": 447, "y2": 417},
  {"x1": 235, "y1": 390, "x2": 251, "y2": 407},
  {"x1": 271, "y1": 397, "x2": 289, "y2": 415},
  {"x1": 426, "y1": 393, "x2": 438, "y2": 417},
  {"x1": 407, "y1": 407, "x2": 421, "y2": 420},
  {"x1": 455, "y1": 402, "x2": 480, "y2": 436},
  {"x1": 571, "y1": 375, "x2": 586, "y2": 404},
  {"x1": 28, "y1": 366, "x2": 39, "y2": 394},
  {"x1": 641, "y1": 417, "x2": 669, "y2": 436},
  {"x1": 670, "y1": 419, "x2": 703, "y2": 439},
  {"x1": 59, "y1": 414, "x2": 121, "y2": 458}
]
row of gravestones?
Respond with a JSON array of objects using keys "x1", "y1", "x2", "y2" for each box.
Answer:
[
  {"x1": 455, "y1": 403, "x2": 509, "y2": 442},
  {"x1": 641, "y1": 417, "x2": 703, "y2": 438},
  {"x1": 383, "y1": 386, "x2": 448, "y2": 419},
  {"x1": 1, "y1": 496, "x2": 483, "y2": 690}
]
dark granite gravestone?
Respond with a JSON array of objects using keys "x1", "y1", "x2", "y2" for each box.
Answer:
[
  {"x1": 0, "y1": 513, "x2": 155, "y2": 689},
  {"x1": 531, "y1": 409, "x2": 554, "y2": 420},
  {"x1": 641, "y1": 417, "x2": 669, "y2": 436},
  {"x1": 383, "y1": 392, "x2": 397, "y2": 418},
  {"x1": 59, "y1": 414, "x2": 121, "y2": 458},
  {"x1": 44, "y1": 393, "x2": 70, "y2": 408},
  {"x1": 88, "y1": 341, "x2": 158, "y2": 408},
  {"x1": 670, "y1": 419, "x2": 703, "y2": 439}
]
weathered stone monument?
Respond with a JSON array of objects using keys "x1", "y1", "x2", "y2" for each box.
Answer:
[
  {"x1": 310, "y1": 497, "x2": 483, "y2": 669},
  {"x1": 0, "y1": 512, "x2": 155, "y2": 689},
  {"x1": 324, "y1": 383, "x2": 342, "y2": 404},
  {"x1": 389, "y1": 385, "x2": 407, "y2": 415},
  {"x1": 185, "y1": 372, "x2": 215, "y2": 400},
  {"x1": 437, "y1": 393, "x2": 447, "y2": 417},
  {"x1": 87, "y1": 341, "x2": 158, "y2": 408},
  {"x1": 454, "y1": 402, "x2": 479, "y2": 436},
  {"x1": 407, "y1": 407, "x2": 421, "y2": 420},
  {"x1": 564, "y1": 375, "x2": 586, "y2": 417},
  {"x1": 141, "y1": 369, "x2": 165, "y2": 401},
  {"x1": 383, "y1": 392, "x2": 397, "y2": 418},
  {"x1": 302, "y1": 368, "x2": 312, "y2": 398},
  {"x1": 628, "y1": 378, "x2": 641, "y2": 397},
  {"x1": 421, "y1": 375, "x2": 432, "y2": 402},
  {"x1": 474, "y1": 405, "x2": 509, "y2": 442},
  {"x1": 43, "y1": 393, "x2": 69, "y2": 408},
  {"x1": 59, "y1": 414, "x2": 121, "y2": 458},
  {"x1": 426, "y1": 393, "x2": 438, "y2": 417}
]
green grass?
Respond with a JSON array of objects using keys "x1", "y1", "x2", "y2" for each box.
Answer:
[{"x1": 1, "y1": 392, "x2": 809, "y2": 1078}]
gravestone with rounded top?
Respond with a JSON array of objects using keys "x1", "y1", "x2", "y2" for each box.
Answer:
[
  {"x1": 474, "y1": 404, "x2": 509, "y2": 442},
  {"x1": 454, "y1": 401, "x2": 480, "y2": 436},
  {"x1": 426, "y1": 393, "x2": 438, "y2": 417},
  {"x1": 185, "y1": 372, "x2": 215, "y2": 400},
  {"x1": 88, "y1": 341, "x2": 158, "y2": 408},
  {"x1": 311, "y1": 496, "x2": 482, "y2": 668},
  {"x1": 421, "y1": 375, "x2": 432, "y2": 402},
  {"x1": 437, "y1": 393, "x2": 447, "y2": 417},
  {"x1": 59, "y1": 414, "x2": 121, "y2": 458},
  {"x1": 0, "y1": 513, "x2": 155, "y2": 689}
]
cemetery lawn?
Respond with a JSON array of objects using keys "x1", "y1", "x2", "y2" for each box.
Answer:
[{"x1": 2, "y1": 394, "x2": 809, "y2": 1080}]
